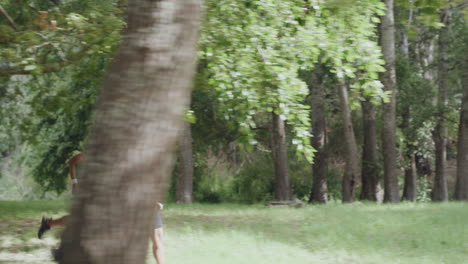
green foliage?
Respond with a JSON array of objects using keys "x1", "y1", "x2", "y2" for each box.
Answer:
[
  {"x1": 231, "y1": 154, "x2": 274, "y2": 204},
  {"x1": 200, "y1": 0, "x2": 386, "y2": 164},
  {"x1": 417, "y1": 175, "x2": 432, "y2": 202},
  {"x1": 193, "y1": 162, "x2": 234, "y2": 204},
  {"x1": 201, "y1": 0, "x2": 314, "y2": 161},
  {"x1": 325, "y1": 167, "x2": 344, "y2": 201},
  {"x1": 0, "y1": 0, "x2": 124, "y2": 194},
  {"x1": 0, "y1": 0, "x2": 124, "y2": 75},
  {"x1": 28, "y1": 56, "x2": 112, "y2": 193}
]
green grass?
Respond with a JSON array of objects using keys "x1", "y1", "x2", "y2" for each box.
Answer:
[
  {"x1": 1, "y1": 201, "x2": 467, "y2": 264},
  {"x1": 0, "y1": 200, "x2": 68, "y2": 220}
]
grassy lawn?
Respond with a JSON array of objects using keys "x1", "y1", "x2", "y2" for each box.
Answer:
[{"x1": 0, "y1": 201, "x2": 467, "y2": 264}]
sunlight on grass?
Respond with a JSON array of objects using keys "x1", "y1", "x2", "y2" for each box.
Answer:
[
  {"x1": 1, "y1": 201, "x2": 467, "y2": 264},
  {"x1": 0, "y1": 236, "x2": 58, "y2": 264},
  {"x1": 147, "y1": 230, "x2": 359, "y2": 264}
]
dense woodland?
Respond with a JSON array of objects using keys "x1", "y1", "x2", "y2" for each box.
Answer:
[{"x1": 1, "y1": 0, "x2": 468, "y2": 204}]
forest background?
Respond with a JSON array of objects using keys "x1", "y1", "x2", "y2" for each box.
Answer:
[{"x1": 1, "y1": 0, "x2": 468, "y2": 204}]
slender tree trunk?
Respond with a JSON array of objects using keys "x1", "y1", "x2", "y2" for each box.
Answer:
[
  {"x1": 176, "y1": 121, "x2": 194, "y2": 203},
  {"x1": 380, "y1": 0, "x2": 400, "y2": 202},
  {"x1": 401, "y1": 105, "x2": 417, "y2": 201},
  {"x1": 337, "y1": 80, "x2": 359, "y2": 202},
  {"x1": 308, "y1": 68, "x2": 328, "y2": 203},
  {"x1": 455, "y1": 51, "x2": 468, "y2": 200},
  {"x1": 398, "y1": 18, "x2": 417, "y2": 202},
  {"x1": 402, "y1": 153, "x2": 417, "y2": 201},
  {"x1": 58, "y1": 1, "x2": 202, "y2": 263},
  {"x1": 360, "y1": 99, "x2": 378, "y2": 201},
  {"x1": 432, "y1": 10, "x2": 450, "y2": 202},
  {"x1": 402, "y1": 148, "x2": 417, "y2": 202},
  {"x1": 271, "y1": 112, "x2": 291, "y2": 201}
]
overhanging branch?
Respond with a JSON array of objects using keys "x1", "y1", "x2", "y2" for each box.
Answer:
[{"x1": 0, "y1": 5, "x2": 18, "y2": 31}]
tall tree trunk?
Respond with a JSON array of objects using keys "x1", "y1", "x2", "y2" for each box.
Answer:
[
  {"x1": 398, "y1": 18, "x2": 417, "y2": 202},
  {"x1": 432, "y1": 10, "x2": 450, "y2": 202},
  {"x1": 360, "y1": 99, "x2": 378, "y2": 201},
  {"x1": 271, "y1": 112, "x2": 291, "y2": 201},
  {"x1": 401, "y1": 95, "x2": 417, "y2": 201},
  {"x1": 402, "y1": 112, "x2": 417, "y2": 202},
  {"x1": 58, "y1": 1, "x2": 202, "y2": 263},
  {"x1": 176, "y1": 121, "x2": 194, "y2": 203},
  {"x1": 380, "y1": 0, "x2": 400, "y2": 202},
  {"x1": 308, "y1": 68, "x2": 328, "y2": 203},
  {"x1": 337, "y1": 80, "x2": 359, "y2": 203},
  {"x1": 455, "y1": 51, "x2": 468, "y2": 200},
  {"x1": 415, "y1": 31, "x2": 436, "y2": 179}
]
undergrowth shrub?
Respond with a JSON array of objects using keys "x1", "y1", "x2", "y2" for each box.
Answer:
[
  {"x1": 231, "y1": 154, "x2": 274, "y2": 203},
  {"x1": 417, "y1": 175, "x2": 431, "y2": 202}
]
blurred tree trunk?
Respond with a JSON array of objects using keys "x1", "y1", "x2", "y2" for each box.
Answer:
[
  {"x1": 402, "y1": 158, "x2": 417, "y2": 201},
  {"x1": 360, "y1": 99, "x2": 378, "y2": 201},
  {"x1": 308, "y1": 68, "x2": 328, "y2": 203},
  {"x1": 380, "y1": 0, "x2": 400, "y2": 202},
  {"x1": 337, "y1": 80, "x2": 358, "y2": 203},
  {"x1": 455, "y1": 52, "x2": 468, "y2": 200},
  {"x1": 58, "y1": 1, "x2": 202, "y2": 263},
  {"x1": 415, "y1": 30, "x2": 436, "y2": 179},
  {"x1": 398, "y1": 9, "x2": 417, "y2": 202},
  {"x1": 271, "y1": 112, "x2": 291, "y2": 201},
  {"x1": 401, "y1": 105, "x2": 417, "y2": 201},
  {"x1": 176, "y1": 121, "x2": 194, "y2": 203},
  {"x1": 432, "y1": 9, "x2": 450, "y2": 202}
]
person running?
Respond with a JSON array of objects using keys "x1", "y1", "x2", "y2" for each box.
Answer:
[
  {"x1": 152, "y1": 202, "x2": 165, "y2": 264},
  {"x1": 37, "y1": 152, "x2": 82, "y2": 239},
  {"x1": 37, "y1": 153, "x2": 166, "y2": 264}
]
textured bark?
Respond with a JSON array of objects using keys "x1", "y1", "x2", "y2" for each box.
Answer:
[
  {"x1": 58, "y1": 1, "x2": 202, "y2": 263},
  {"x1": 380, "y1": 0, "x2": 400, "y2": 202},
  {"x1": 432, "y1": 10, "x2": 450, "y2": 202},
  {"x1": 337, "y1": 80, "x2": 359, "y2": 203},
  {"x1": 176, "y1": 121, "x2": 194, "y2": 203},
  {"x1": 360, "y1": 99, "x2": 378, "y2": 201},
  {"x1": 308, "y1": 69, "x2": 328, "y2": 203},
  {"x1": 271, "y1": 113, "x2": 291, "y2": 201},
  {"x1": 455, "y1": 52, "x2": 468, "y2": 200}
]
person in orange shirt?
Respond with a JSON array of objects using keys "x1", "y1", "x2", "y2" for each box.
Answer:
[{"x1": 37, "y1": 152, "x2": 82, "y2": 238}]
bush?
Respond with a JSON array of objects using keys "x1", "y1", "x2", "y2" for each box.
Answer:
[
  {"x1": 231, "y1": 154, "x2": 274, "y2": 203},
  {"x1": 326, "y1": 167, "x2": 342, "y2": 201},
  {"x1": 416, "y1": 175, "x2": 431, "y2": 202}
]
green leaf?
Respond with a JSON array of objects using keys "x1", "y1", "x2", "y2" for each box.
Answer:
[{"x1": 24, "y1": 65, "x2": 37, "y2": 71}]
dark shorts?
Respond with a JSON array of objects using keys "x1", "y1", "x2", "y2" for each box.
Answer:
[{"x1": 154, "y1": 210, "x2": 163, "y2": 229}]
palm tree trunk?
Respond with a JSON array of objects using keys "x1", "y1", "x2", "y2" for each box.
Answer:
[{"x1": 58, "y1": 1, "x2": 202, "y2": 263}]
